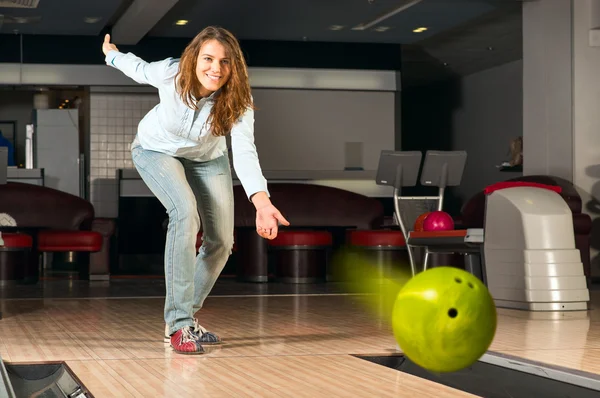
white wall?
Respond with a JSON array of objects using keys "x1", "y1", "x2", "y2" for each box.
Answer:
[
  {"x1": 522, "y1": 0, "x2": 573, "y2": 181},
  {"x1": 451, "y1": 60, "x2": 523, "y2": 202},
  {"x1": 89, "y1": 92, "x2": 159, "y2": 217},
  {"x1": 522, "y1": 0, "x2": 600, "y2": 277},
  {"x1": 252, "y1": 89, "x2": 394, "y2": 171},
  {"x1": 573, "y1": 0, "x2": 600, "y2": 276}
]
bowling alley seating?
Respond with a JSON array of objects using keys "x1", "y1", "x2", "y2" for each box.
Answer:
[
  {"x1": 0, "y1": 233, "x2": 33, "y2": 284},
  {"x1": 0, "y1": 182, "x2": 113, "y2": 282},
  {"x1": 268, "y1": 230, "x2": 333, "y2": 283},
  {"x1": 344, "y1": 229, "x2": 408, "y2": 276},
  {"x1": 459, "y1": 175, "x2": 593, "y2": 280},
  {"x1": 232, "y1": 183, "x2": 385, "y2": 282}
]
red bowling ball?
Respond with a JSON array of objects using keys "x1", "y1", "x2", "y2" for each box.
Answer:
[{"x1": 422, "y1": 211, "x2": 454, "y2": 231}]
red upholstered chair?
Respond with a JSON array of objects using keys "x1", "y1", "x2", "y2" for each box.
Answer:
[
  {"x1": 0, "y1": 182, "x2": 112, "y2": 282},
  {"x1": 268, "y1": 230, "x2": 333, "y2": 283},
  {"x1": 233, "y1": 183, "x2": 385, "y2": 283},
  {"x1": 345, "y1": 229, "x2": 409, "y2": 278},
  {"x1": 37, "y1": 230, "x2": 102, "y2": 280},
  {"x1": 0, "y1": 233, "x2": 33, "y2": 284}
]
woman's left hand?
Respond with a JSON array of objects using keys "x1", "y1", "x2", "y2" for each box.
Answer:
[{"x1": 256, "y1": 203, "x2": 290, "y2": 239}]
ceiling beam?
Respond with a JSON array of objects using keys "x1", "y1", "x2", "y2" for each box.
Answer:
[
  {"x1": 352, "y1": 0, "x2": 423, "y2": 31},
  {"x1": 110, "y1": 0, "x2": 179, "y2": 45}
]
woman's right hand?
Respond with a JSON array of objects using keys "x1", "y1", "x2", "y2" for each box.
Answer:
[{"x1": 102, "y1": 34, "x2": 119, "y2": 56}]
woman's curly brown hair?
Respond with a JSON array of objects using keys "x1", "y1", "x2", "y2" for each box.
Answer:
[{"x1": 176, "y1": 26, "x2": 254, "y2": 137}]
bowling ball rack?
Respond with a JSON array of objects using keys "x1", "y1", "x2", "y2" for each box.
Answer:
[
  {"x1": 356, "y1": 351, "x2": 600, "y2": 398},
  {"x1": 375, "y1": 150, "x2": 467, "y2": 276}
]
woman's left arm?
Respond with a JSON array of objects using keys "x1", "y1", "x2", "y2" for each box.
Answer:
[{"x1": 230, "y1": 107, "x2": 290, "y2": 239}]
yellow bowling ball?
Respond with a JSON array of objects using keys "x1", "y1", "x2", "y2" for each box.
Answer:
[{"x1": 392, "y1": 267, "x2": 497, "y2": 373}]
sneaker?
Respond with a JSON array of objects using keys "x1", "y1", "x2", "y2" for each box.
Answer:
[
  {"x1": 169, "y1": 326, "x2": 204, "y2": 355},
  {"x1": 194, "y1": 321, "x2": 222, "y2": 345},
  {"x1": 164, "y1": 318, "x2": 222, "y2": 345}
]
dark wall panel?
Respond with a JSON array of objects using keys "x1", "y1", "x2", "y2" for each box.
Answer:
[{"x1": 0, "y1": 34, "x2": 402, "y2": 70}]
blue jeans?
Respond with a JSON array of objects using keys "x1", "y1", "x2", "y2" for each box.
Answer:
[{"x1": 131, "y1": 145, "x2": 234, "y2": 335}]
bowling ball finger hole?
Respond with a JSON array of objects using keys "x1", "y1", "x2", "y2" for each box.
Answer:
[
  {"x1": 454, "y1": 277, "x2": 462, "y2": 283},
  {"x1": 448, "y1": 308, "x2": 458, "y2": 318},
  {"x1": 468, "y1": 282, "x2": 474, "y2": 289}
]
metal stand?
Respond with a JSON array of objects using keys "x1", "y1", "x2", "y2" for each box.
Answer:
[
  {"x1": 417, "y1": 150, "x2": 467, "y2": 271},
  {"x1": 375, "y1": 151, "x2": 422, "y2": 275},
  {"x1": 375, "y1": 150, "x2": 467, "y2": 275}
]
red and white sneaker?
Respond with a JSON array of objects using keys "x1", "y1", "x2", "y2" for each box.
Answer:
[{"x1": 169, "y1": 326, "x2": 204, "y2": 355}]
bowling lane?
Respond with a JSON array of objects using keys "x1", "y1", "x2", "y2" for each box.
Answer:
[
  {"x1": 63, "y1": 355, "x2": 479, "y2": 398},
  {"x1": 0, "y1": 293, "x2": 477, "y2": 397},
  {"x1": 489, "y1": 290, "x2": 600, "y2": 374},
  {"x1": 2, "y1": 286, "x2": 600, "y2": 397}
]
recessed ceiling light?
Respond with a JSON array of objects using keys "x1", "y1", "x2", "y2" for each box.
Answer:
[
  {"x1": 84, "y1": 17, "x2": 102, "y2": 24},
  {"x1": 329, "y1": 25, "x2": 344, "y2": 31},
  {"x1": 374, "y1": 26, "x2": 390, "y2": 32},
  {"x1": 175, "y1": 19, "x2": 189, "y2": 26},
  {"x1": 413, "y1": 27, "x2": 428, "y2": 33}
]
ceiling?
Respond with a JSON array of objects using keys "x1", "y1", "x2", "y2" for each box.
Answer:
[
  {"x1": 402, "y1": 2, "x2": 523, "y2": 86},
  {"x1": 148, "y1": 0, "x2": 499, "y2": 43},
  {"x1": 0, "y1": 0, "x2": 525, "y2": 82}
]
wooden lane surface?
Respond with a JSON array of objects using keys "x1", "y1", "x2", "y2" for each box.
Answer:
[{"x1": 1, "y1": 291, "x2": 600, "y2": 396}]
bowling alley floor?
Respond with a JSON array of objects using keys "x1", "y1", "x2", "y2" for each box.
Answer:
[{"x1": 1, "y1": 278, "x2": 600, "y2": 397}]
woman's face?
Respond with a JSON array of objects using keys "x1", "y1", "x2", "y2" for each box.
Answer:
[{"x1": 196, "y1": 39, "x2": 232, "y2": 97}]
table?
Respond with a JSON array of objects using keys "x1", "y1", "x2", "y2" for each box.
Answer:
[{"x1": 406, "y1": 228, "x2": 486, "y2": 283}]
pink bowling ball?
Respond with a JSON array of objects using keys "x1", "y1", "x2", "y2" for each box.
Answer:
[{"x1": 422, "y1": 211, "x2": 454, "y2": 231}]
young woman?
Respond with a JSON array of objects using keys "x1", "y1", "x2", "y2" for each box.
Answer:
[{"x1": 102, "y1": 26, "x2": 289, "y2": 354}]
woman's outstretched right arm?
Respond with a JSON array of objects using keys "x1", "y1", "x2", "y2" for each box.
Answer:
[{"x1": 102, "y1": 34, "x2": 177, "y2": 88}]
